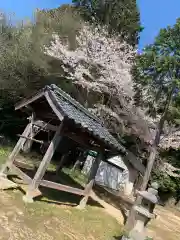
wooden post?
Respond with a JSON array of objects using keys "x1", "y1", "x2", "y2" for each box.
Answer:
[
  {"x1": 125, "y1": 148, "x2": 158, "y2": 231},
  {"x1": 22, "y1": 113, "x2": 36, "y2": 153},
  {"x1": 78, "y1": 152, "x2": 102, "y2": 209},
  {"x1": 56, "y1": 154, "x2": 68, "y2": 176},
  {"x1": 71, "y1": 159, "x2": 81, "y2": 172},
  {"x1": 23, "y1": 121, "x2": 64, "y2": 203},
  {"x1": 125, "y1": 87, "x2": 175, "y2": 231},
  {"x1": 0, "y1": 123, "x2": 31, "y2": 176}
]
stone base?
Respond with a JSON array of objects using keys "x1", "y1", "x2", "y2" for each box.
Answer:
[
  {"x1": 129, "y1": 229, "x2": 146, "y2": 240},
  {"x1": 76, "y1": 196, "x2": 88, "y2": 210},
  {"x1": 0, "y1": 176, "x2": 18, "y2": 190},
  {"x1": 75, "y1": 205, "x2": 84, "y2": 210},
  {"x1": 121, "y1": 231, "x2": 146, "y2": 240},
  {"x1": 22, "y1": 187, "x2": 41, "y2": 203},
  {"x1": 121, "y1": 237, "x2": 131, "y2": 240},
  {"x1": 22, "y1": 195, "x2": 34, "y2": 203}
]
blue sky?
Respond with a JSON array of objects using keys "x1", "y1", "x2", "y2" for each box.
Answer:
[
  {"x1": 138, "y1": 0, "x2": 180, "y2": 49},
  {"x1": 0, "y1": 0, "x2": 71, "y2": 20},
  {"x1": 0, "y1": 0, "x2": 180, "y2": 48}
]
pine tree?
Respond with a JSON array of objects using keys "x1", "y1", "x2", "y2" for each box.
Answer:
[{"x1": 72, "y1": 0, "x2": 142, "y2": 45}]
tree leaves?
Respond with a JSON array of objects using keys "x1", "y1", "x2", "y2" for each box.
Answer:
[
  {"x1": 73, "y1": 0, "x2": 141, "y2": 46},
  {"x1": 133, "y1": 19, "x2": 180, "y2": 123}
]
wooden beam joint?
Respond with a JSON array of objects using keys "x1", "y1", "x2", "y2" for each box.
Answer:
[
  {"x1": 40, "y1": 180, "x2": 84, "y2": 196},
  {"x1": 17, "y1": 134, "x2": 44, "y2": 144}
]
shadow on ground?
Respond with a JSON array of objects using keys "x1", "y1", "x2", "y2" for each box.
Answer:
[
  {"x1": 93, "y1": 185, "x2": 133, "y2": 224},
  {"x1": 113, "y1": 236, "x2": 123, "y2": 240},
  {"x1": 11, "y1": 157, "x2": 133, "y2": 219},
  {"x1": 10, "y1": 164, "x2": 104, "y2": 208},
  {"x1": 38, "y1": 170, "x2": 104, "y2": 208},
  {"x1": 10, "y1": 159, "x2": 132, "y2": 226}
]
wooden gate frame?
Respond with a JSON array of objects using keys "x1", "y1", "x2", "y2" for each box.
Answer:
[{"x1": 0, "y1": 118, "x2": 102, "y2": 208}]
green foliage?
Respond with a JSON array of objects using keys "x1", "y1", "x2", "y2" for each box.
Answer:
[
  {"x1": 73, "y1": 0, "x2": 141, "y2": 45},
  {"x1": 63, "y1": 168, "x2": 87, "y2": 186},
  {"x1": 160, "y1": 149, "x2": 180, "y2": 168},
  {"x1": 134, "y1": 19, "x2": 180, "y2": 122},
  {"x1": 0, "y1": 146, "x2": 12, "y2": 165},
  {"x1": 0, "y1": 6, "x2": 83, "y2": 105},
  {"x1": 0, "y1": 15, "x2": 49, "y2": 135},
  {"x1": 152, "y1": 170, "x2": 177, "y2": 194},
  {"x1": 157, "y1": 149, "x2": 180, "y2": 200},
  {"x1": 0, "y1": 103, "x2": 27, "y2": 137},
  {"x1": 0, "y1": 6, "x2": 83, "y2": 136},
  {"x1": 133, "y1": 19, "x2": 180, "y2": 198},
  {"x1": 0, "y1": 3, "x2": 142, "y2": 142},
  {"x1": 0, "y1": 16, "x2": 47, "y2": 103},
  {"x1": 37, "y1": 5, "x2": 83, "y2": 50}
]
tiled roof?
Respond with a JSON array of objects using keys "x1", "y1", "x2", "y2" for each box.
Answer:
[{"x1": 46, "y1": 84, "x2": 126, "y2": 153}]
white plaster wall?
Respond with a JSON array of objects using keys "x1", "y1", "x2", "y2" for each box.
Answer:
[{"x1": 82, "y1": 155, "x2": 138, "y2": 195}]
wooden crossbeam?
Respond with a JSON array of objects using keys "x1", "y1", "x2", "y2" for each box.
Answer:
[
  {"x1": 33, "y1": 121, "x2": 58, "y2": 132},
  {"x1": 40, "y1": 180, "x2": 84, "y2": 196},
  {"x1": 33, "y1": 120, "x2": 105, "y2": 152},
  {"x1": 22, "y1": 122, "x2": 65, "y2": 203},
  {"x1": 0, "y1": 123, "x2": 31, "y2": 175},
  {"x1": 64, "y1": 132, "x2": 102, "y2": 152},
  {"x1": 17, "y1": 135, "x2": 43, "y2": 144},
  {"x1": 10, "y1": 164, "x2": 32, "y2": 184},
  {"x1": 14, "y1": 160, "x2": 35, "y2": 170}
]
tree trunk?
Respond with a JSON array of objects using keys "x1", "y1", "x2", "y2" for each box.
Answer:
[
  {"x1": 125, "y1": 86, "x2": 174, "y2": 231},
  {"x1": 140, "y1": 86, "x2": 174, "y2": 191}
]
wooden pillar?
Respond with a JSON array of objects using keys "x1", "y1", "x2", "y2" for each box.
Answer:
[
  {"x1": 71, "y1": 159, "x2": 81, "y2": 172},
  {"x1": 23, "y1": 121, "x2": 64, "y2": 203},
  {"x1": 0, "y1": 123, "x2": 31, "y2": 176},
  {"x1": 22, "y1": 113, "x2": 36, "y2": 153},
  {"x1": 78, "y1": 152, "x2": 102, "y2": 209},
  {"x1": 56, "y1": 154, "x2": 68, "y2": 177}
]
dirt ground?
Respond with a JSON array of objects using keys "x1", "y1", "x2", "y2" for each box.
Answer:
[
  {"x1": 147, "y1": 206, "x2": 180, "y2": 240},
  {"x1": 92, "y1": 190, "x2": 180, "y2": 240},
  {"x1": 0, "y1": 182, "x2": 180, "y2": 240},
  {"x1": 0, "y1": 151, "x2": 122, "y2": 240},
  {"x1": 0, "y1": 150, "x2": 180, "y2": 240},
  {"x1": 0, "y1": 189, "x2": 122, "y2": 240}
]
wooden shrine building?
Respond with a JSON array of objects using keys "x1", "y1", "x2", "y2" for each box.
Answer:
[{"x1": 0, "y1": 84, "x2": 126, "y2": 207}]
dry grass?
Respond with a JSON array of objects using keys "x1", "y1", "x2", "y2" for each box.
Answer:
[
  {"x1": 0, "y1": 146, "x2": 122, "y2": 240},
  {"x1": 5, "y1": 146, "x2": 180, "y2": 240},
  {"x1": 0, "y1": 189, "x2": 122, "y2": 240},
  {"x1": 147, "y1": 206, "x2": 180, "y2": 240}
]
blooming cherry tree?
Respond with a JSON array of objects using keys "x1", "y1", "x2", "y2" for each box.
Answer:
[{"x1": 45, "y1": 23, "x2": 150, "y2": 141}]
